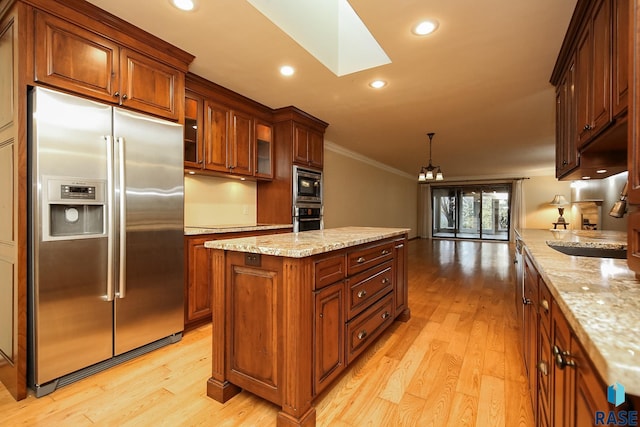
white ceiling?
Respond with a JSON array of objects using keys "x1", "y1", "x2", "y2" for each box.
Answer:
[{"x1": 88, "y1": 0, "x2": 578, "y2": 180}]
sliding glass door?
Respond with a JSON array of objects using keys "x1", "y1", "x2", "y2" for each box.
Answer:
[{"x1": 432, "y1": 184, "x2": 511, "y2": 241}]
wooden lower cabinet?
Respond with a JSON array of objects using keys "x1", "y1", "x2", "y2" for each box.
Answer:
[
  {"x1": 522, "y1": 248, "x2": 640, "y2": 426},
  {"x1": 207, "y1": 234, "x2": 410, "y2": 426},
  {"x1": 184, "y1": 228, "x2": 291, "y2": 330},
  {"x1": 314, "y1": 281, "x2": 345, "y2": 395}
]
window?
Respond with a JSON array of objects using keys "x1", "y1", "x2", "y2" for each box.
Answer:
[{"x1": 432, "y1": 184, "x2": 511, "y2": 241}]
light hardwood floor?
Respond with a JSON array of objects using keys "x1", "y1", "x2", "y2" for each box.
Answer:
[{"x1": 0, "y1": 239, "x2": 534, "y2": 426}]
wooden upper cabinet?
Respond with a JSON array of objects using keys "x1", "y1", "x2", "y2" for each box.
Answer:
[
  {"x1": 294, "y1": 123, "x2": 324, "y2": 169},
  {"x1": 184, "y1": 91, "x2": 203, "y2": 168},
  {"x1": 203, "y1": 99, "x2": 230, "y2": 173},
  {"x1": 33, "y1": 10, "x2": 185, "y2": 121},
  {"x1": 229, "y1": 110, "x2": 253, "y2": 176},
  {"x1": 34, "y1": 11, "x2": 118, "y2": 103},
  {"x1": 119, "y1": 49, "x2": 183, "y2": 120},
  {"x1": 556, "y1": 59, "x2": 579, "y2": 178},
  {"x1": 576, "y1": 0, "x2": 612, "y2": 147},
  {"x1": 612, "y1": 0, "x2": 629, "y2": 118},
  {"x1": 202, "y1": 101, "x2": 253, "y2": 176},
  {"x1": 254, "y1": 122, "x2": 274, "y2": 179}
]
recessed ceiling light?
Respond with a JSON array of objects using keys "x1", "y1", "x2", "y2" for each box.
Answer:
[
  {"x1": 596, "y1": 169, "x2": 607, "y2": 174},
  {"x1": 171, "y1": 0, "x2": 196, "y2": 11},
  {"x1": 369, "y1": 80, "x2": 387, "y2": 89},
  {"x1": 413, "y1": 20, "x2": 439, "y2": 36},
  {"x1": 280, "y1": 65, "x2": 295, "y2": 76},
  {"x1": 582, "y1": 176, "x2": 591, "y2": 180}
]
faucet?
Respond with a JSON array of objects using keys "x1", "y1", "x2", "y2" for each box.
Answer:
[{"x1": 609, "y1": 181, "x2": 628, "y2": 218}]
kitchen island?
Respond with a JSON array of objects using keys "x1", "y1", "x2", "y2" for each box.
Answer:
[{"x1": 204, "y1": 227, "x2": 410, "y2": 427}]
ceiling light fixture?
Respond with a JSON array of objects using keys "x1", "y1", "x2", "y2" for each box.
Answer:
[
  {"x1": 171, "y1": 0, "x2": 196, "y2": 11},
  {"x1": 369, "y1": 80, "x2": 387, "y2": 89},
  {"x1": 280, "y1": 65, "x2": 295, "y2": 76},
  {"x1": 418, "y1": 132, "x2": 444, "y2": 182},
  {"x1": 413, "y1": 20, "x2": 439, "y2": 36}
]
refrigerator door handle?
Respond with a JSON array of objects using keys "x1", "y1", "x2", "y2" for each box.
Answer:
[
  {"x1": 116, "y1": 136, "x2": 127, "y2": 298},
  {"x1": 105, "y1": 135, "x2": 115, "y2": 301}
]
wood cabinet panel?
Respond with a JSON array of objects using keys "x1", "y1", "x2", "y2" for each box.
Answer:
[
  {"x1": 589, "y1": 0, "x2": 611, "y2": 135},
  {"x1": 552, "y1": 298, "x2": 575, "y2": 427},
  {"x1": 293, "y1": 124, "x2": 309, "y2": 165},
  {"x1": 314, "y1": 254, "x2": 346, "y2": 290},
  {"x1": 576, "y1": 25, "x2": 593, "y2": 145},
  {"x1": 203, "y1": 100, "x2": 230, "y2": 173},
  {"x1": 229, "y1": 110, "x2": 253, "y2": 176},
  {"x1": 185, "y1": 237, "x2": 213, "y2": 326},
  {"x1": 34, "y1": 10, "x2": 184, "y2": 121},
  {"x1": 612, "y1": 0, "x2": 629, "y2": 118},
  {"x1": 34, "y1": 11, "x2": 117, "y2": 103},
  {"x1": 314, "y1": 281, "x2": 345, "y2": 395},
  {"x1": 556, "y1": 59, "x2": 579, "y2": 178},
  {"x1": 184, "y1": 91, "x2": 202, "y2": 168},
  {"x1": 393, "y1": 238, "x2": 408, "y2": 318},
  {"x1": 308, "y1": 129, "x2": 324, "y2": 169},
  {"x1": 227, "y1": 256, "x2": 282, "y2": 404},
  {"x1": 119, "y1": 48, "x2": 182, "y2": 120}
]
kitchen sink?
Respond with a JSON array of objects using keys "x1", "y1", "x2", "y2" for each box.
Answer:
[{"x1": 546, "y1": 242, "x2": 627, "y2": 259}]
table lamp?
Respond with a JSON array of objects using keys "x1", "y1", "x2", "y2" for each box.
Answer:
[{"x1": 549, "y1": 194, "x2": 569, "y2": 223}]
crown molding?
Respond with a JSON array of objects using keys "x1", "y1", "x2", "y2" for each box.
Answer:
[{"x1": 324, "y1": 141, "x2": 416, "y2": 180}]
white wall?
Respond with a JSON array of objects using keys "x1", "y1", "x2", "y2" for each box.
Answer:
[{"x1": 323, "y1": 142, "x2": 419, "y2": 238}]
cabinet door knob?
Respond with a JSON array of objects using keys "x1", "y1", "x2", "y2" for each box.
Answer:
[
  {"x1": 537, "y1": 361, "x2": 549, "y2": 376},
  {"x1": 113, "y1": 91, "x2": 120, "y2": 98},
  {"x1": 524, "y1": 298, "x2": 532, "y2": 305},
  {"x1": 122, "y1": 94, "x2": 128, "y2": 100},
  {"x1": 357, "y1": 257, "x2": 366, "y2": 263},
  {"x1": 381, "y1": 277, "x2": 390, "y2": 285},
  {"x1": 540, "y1": 299, "x2": 550, "y2": 313},
  {"x1": 583, "y1": 124, "x2": 592, "y2": 131},
  {"x1": 381, "y1": 311, "x2": 390, "y2": 319},
  {"x1": 357, "y1": 290, "x2": 367, "y2": 299},
  {"x1": 357, "y1": 330, "x2": 367, "y2": 340},
  {"x1": 381, "y1": 249, "x2": 390, "y2": 255}
]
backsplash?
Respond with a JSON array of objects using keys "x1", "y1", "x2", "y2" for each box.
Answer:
[
  {"x1": 184, "y1": 174, "x2": 257, "y2": 226},
  {"x1": 570, "y1": 171, "x2": 628, "y2": 232}
]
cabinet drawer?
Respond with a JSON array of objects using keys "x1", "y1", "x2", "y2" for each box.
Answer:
[
  {"x1": 347, "y1": 261, "x2": 393, "y2": 319},
  {"x1": 346, "y1": 293, "x2": 394, "y2": 364},
  {"x1": 314, "y1": 254, "x2": 346, "y2": 290},
  {"x1": 347, "y1": 241, "x2": 394, "y2": 275},
  {"x1": 538, "y1": 279, "x2": 552, "y2": 334}
]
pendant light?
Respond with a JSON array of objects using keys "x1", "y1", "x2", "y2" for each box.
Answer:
[{"x1": 418, "y1": 132, "x2": 444, "y2": 182}]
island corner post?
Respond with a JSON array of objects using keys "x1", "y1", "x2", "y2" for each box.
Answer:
[{"x1": 205, "y1": 228, "x2": 410, "y2": 427}]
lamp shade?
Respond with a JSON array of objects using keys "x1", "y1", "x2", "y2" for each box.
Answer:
[{"x1": 549, "y1": 195, "x2": 569, "y2": 206}]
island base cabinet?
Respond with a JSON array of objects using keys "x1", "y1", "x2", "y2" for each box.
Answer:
[{"x1": 207, "y1": 233, "x2": 409, "y2": 427}]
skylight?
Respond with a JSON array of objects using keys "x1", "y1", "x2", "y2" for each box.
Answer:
[{"x1": 247, "y1": 0, "x2": 391, "y2": 76}]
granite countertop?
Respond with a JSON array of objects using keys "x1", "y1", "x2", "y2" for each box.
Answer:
[
  {"x1": 204, "y1": 226, "x2": 410, "y2": 258},
  {"x1": 184, "y1": 224, "x2": 292, "y2": 236},
  {"x1": 518, "y1": 229, "x2": 640, "y2": 395}
]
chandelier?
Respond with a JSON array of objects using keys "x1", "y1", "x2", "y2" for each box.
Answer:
[{"x1": 418, "y1": 132, "x2": 444, "y2": 182}]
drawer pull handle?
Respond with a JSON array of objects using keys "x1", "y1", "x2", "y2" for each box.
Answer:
[
  {"x1": 553, "y1": 345, "x2": 576, "y2": 370},
  {"x1": 357, "y1": 330, "x2": 367, "y2": 340},
  {"x1": 357, "y1": 290, "x2": 367, "y2": 298},
  {"x1": 540, "y1": 299, "x2": 549, "y2": 313},
  {"x1": 381, "y1": 277, "x2": 390, "y2": 285},
  {"x1": 381, "y1": 249, "x2": 390, "y2": 255},
  {"x1": 381, "y1": 311, "x2": 390, "y2": 319},
  {"x1": 357, "y1": 257, "x2": 366, "y2": 263}
]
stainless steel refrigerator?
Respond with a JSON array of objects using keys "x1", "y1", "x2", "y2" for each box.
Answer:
[{"x1": 28, "y1": 87, "x2": 184, "y2": 397}]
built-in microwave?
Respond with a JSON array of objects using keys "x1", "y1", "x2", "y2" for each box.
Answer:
[{"x1": 293, "y1": 166, "x2": 322, "y2": 204}]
